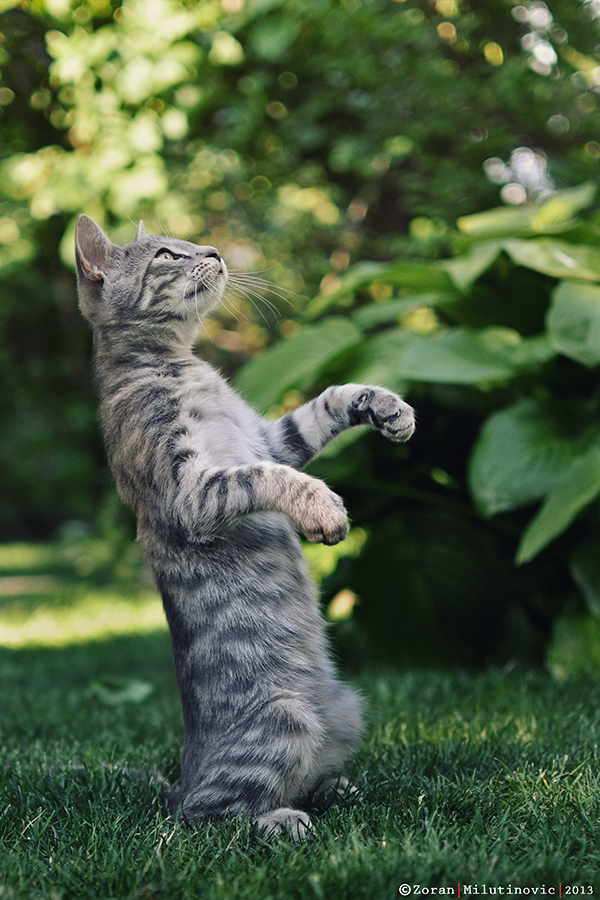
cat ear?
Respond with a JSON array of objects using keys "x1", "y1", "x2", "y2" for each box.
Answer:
[
  {"x1": 134, "y1": 220, "x2": 146, "y2": 242},
  {"x1": 75, "y1": 216, "x2": 123, "y2": 324},
  {"x1": 75, "y1": 215, "x2": 119, "y2": 284}
]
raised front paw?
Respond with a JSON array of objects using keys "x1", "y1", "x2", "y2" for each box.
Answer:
[
  {"x1": 350, "y1": 387, "x2": 415, "y2": 443},
  {"x1": 290, "y1": 477, "x2": 349, "y2": 545}
]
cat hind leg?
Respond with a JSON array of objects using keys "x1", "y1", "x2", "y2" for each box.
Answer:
[{"x1": 176, "y1": 694, "x2": 327, "y2": 841}]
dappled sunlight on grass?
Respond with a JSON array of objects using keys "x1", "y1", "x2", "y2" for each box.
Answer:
[
  {"x1": 0, "y1": 542, "x2": 167, "y2": 648},
  {"x1": 0, "y1": 588, "x2": 166, "y2": 648}
]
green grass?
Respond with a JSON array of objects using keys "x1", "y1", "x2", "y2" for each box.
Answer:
[{"x1": 1, "y1": 545, "x2": 600, "y2": 898}]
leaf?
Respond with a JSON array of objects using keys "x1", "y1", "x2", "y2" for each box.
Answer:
[
  {"x1": 394, "y1": 327, "x2": 521, "y2": 385},
  {"x1": 547, "y1": 280, "x2": 600, "y2": 368},
  {"x1": 570, "y1": 538, "x2": 600, "y2": 619},
  {"x1": 503, "y1": 238, "x2": 600, "y2": 281},
  {"x1": 469, "y1": 399, "x2": 598, "y2": 517},
  {"x1": 382, "y1": 259, "x2": 455, "y2": 293},
  {"x1": 531, "y1": 182, "x2": 597, "y2": 233},
  {"x1": 233, "y1": 317, "x2": 362, "y2": 411},
  {"x1": 443, "y1": 240, "x2": 503, "y2": 291},
  {"x1": 351, "y1": 293, "x2": 452, "y2": 329},
  {"x1": 455, "y1": 184, "x2": 596, "y2": 240},
  {"x1": 90, "y1": 677, "x2": 154, "y2": 705},
  {"x1": 517, "y1": 446, "x2": 600, "y2": 564},
  {"x1": 303, "y1": 262, "x2": 387, "y2": 319},
  {"x1": 346, "y1": 329, "x2": 414, "y2": 390},
  {"x1": 547, "y1": 611, "x2": 600, "y2": 681},
  {"x1": 456, "y1": 205, "x2": 535, "y2": 239}
]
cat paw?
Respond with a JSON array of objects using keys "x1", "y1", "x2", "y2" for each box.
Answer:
[
  {"x1": 294, "y1": 480, "x2": 349, "y2": 545},
  {"x1": 351, "y1": 388, "x2": 415, "y2": 443},
  {"x1": 255, "y1": 807, "x2": 312, "y2": 842}
]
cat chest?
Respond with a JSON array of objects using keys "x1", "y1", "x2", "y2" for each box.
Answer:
[{"x1": 179, "y1": 389, "x2": 265, "y2": 466}]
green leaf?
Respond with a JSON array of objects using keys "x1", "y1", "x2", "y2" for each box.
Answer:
[
  {"x1": 442, "y1": 240, "x2": 503, "y2": 291},
  {"x1": 456, "y1": 206, "x2": 535, "y2": 239},
  {"x1": 382, "y1": 259, "x2": 455, "y2": 293},
  {"x1": 531, "y1": 182, "x2": 597, "y2": 233},
  {"x1": 469, "y1": 399, "x2": 597, "y2": 517},
  {"x1": 517, "y1": 446, "x2": 600, "y2": 564},
  {"x1": 351, "y1": 293, "x2": 451, "y2": 329},
  {"x1": 303, "y1": 262, "x2": 387, "y2": 319},
  {"x1": 346, "y1": 329, "x2": 414, "y2": 390},
  {"x1": 570, "y1": 538, "x2": 600, "y2": 619},
  {"x1": 547, "y1": 611, "x2": 600, "y2": 681},
  {"x1": 547, "y1": 280, "x2": 600, "y2": 367},
  {"x1": 394, "y1": 327, "x2": 523, "y2": 385},
  {"x1": 503, "y1": 238, "x2": 600, "y2": 281},
  {"x1": 455, "y1": 184, "x2": 596, "y2": 241},
  {"x1": 233, "y1": 317, "x2": 362, "y2": 411}
]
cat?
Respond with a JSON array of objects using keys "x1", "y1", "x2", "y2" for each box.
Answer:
[{"x1": 74, "y1": 214, "x2": 415, "y2": 840}]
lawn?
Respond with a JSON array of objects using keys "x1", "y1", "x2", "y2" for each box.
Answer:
[{"x1": 1, "y1": 544, "x2": 600, "y2": 898}]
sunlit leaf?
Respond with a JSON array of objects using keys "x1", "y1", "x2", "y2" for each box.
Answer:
[
  {"x1": 351, "y1": 294, "x2": 452, "y2": 329},
  {"x1": 503, "y1": 238, "x2": 600, "y2": 281},
  {"x1": 443, "y1": 240, "x2": 503, "y2": 291},
  {"x1": 547, "y1": 280, "x2": 600, "y2": 368},
  {"x1": 469, "y1": 399, "x2": 599, "y2": 517},
  {"x1": 234, "y1": 317, "x2": 362, "y2": 411},
  {"x1": 531, "y1": 181, "x2": 597, "y2": 233},
  {"x1": 547, "y1": 611, "x2": 600, "y2": 681},
  {"x1": 457, "y1": 206, "x2": 535, "y2": 238},
  {"x1": 517, "y1": 445, "x2": 600, "y2": 564},
  {"x1": 394, "y1": 327, "x2": 523, "y2": 384}
]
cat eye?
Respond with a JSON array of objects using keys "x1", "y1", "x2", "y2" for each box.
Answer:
[{"x1": 155, "y1": 249, "x2": 187, "y2": 261}]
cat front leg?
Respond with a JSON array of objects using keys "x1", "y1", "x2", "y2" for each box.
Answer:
[
  {"x1": 175, "y1": 462, "x2": 349, "y2": 544},
  {"x1": 264, "y1": 384, "x2": 415, "y2": 467}
]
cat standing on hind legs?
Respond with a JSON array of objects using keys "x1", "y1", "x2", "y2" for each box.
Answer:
[{"x1": 74, "y1": 214, "x2": 415, "y2": 841}]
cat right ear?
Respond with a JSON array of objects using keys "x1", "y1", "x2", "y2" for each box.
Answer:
[
  {"x1": 134, "y1": 220, "x2": 146, "y2": 242},
  {"x1": 75, "y1": 215, "x2": 118, "y2": 284}
]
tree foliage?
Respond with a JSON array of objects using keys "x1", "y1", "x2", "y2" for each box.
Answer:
[{"x1": 3, "y1": 0, "x2": 600, "y2": 667}]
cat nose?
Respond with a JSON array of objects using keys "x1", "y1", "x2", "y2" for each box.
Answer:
[{"x1": 198, "y1": 247, "x2": 221, "y2": 262}]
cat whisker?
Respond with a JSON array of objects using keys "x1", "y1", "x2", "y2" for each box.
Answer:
[{"x1": 227, "y1": 271, "x2": 298, "y2": 311}]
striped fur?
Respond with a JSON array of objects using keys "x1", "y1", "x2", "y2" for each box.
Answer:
[{"x1": 75, "y1": 215, "x2": 415, "y2": 839}]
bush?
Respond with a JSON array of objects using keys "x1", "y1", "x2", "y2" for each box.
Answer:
[{"x1": 236, "y1": 184, "x2": 600, "y2": 670}]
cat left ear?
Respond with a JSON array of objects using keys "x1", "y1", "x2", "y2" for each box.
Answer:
[
  {"x1": 75, "y1": 215, "x2": 120, "y2": 284},
  {"x1": 134, "y1": 220, "x2": 146, "y2": 242}
]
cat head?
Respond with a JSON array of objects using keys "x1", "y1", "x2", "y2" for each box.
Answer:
[{"x1": 75, "y1": 215, "x2": 228, "y2": 330}]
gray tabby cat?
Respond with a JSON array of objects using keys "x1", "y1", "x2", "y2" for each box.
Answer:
[{"x1": 74, "y1": 214, "x2": 415, "y2": 840}]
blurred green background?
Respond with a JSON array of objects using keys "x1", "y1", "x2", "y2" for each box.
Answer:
[{"x1": 3, "y1": 0, "x2": 600, "y2": 672}]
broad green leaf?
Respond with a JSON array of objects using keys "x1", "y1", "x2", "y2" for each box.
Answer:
[
  {"x1": 442, "y1": 240, "x2": 503, "y2": 291},
  {"x1": 547, "y1": 611, "x2": 600, "y2": 681},
  {"x1": 382, "y1": 259, "x2": 455, "y2": 293},
  {"x1": 547, "y1": 280, "x2": 600, "y2": 367},
  {"x1": 456, "y1": 184, "x2": 596, "y2": 241},
  {"x1": 305, "y1": 260, "x2": 454, "y2": 320},
  {"x1": 469, "y1": 399, "x2": 599, "y2": 517},
  {"x1": 346, "y1": 329, "x2": 415, "y2": 389},
  {"x1": 457, "y1": 205, "x2": 534, "y2": 239},
  {"x1": 517, "y1": 446, "x2": 600, "y2": 564},
  {"x1": 234, "y1": 317, "x2": 362, "y2": 411},
  {"x1": 570, "y1": 538, "x2": 600, "y2": 619},
  {"x1": 394, "y1": 327, "x2": 526, "y2": 385},
  {"x1": 303, "y1": 262, "x2": 387, "y2": 319},
  {"x1": 531, "y1": 181, "x2": 597, "y2": 233},
  {"x1": 503, "y1": 238, "x2": 600, "y2": 281},
  {"x1": 352, "y1": 293, "x2": 452, "y2": 329},
  {"x1": 503, "y1": 333, "x2": 555, "y2": 369}
]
